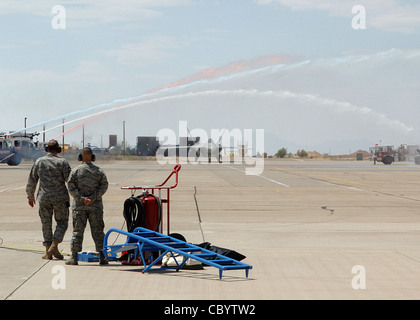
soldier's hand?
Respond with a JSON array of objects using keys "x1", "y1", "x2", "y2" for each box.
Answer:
[
  {"x1": 84, "y1": 197, "x2": 93, "y2": 206},
  {"x1": 28, "y1": 199, "x2": 35, "y2": 207}
]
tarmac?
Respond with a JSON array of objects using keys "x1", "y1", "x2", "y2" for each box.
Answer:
[{"x1": 1, "y1": 157, "x2": 420, "y2": 301}]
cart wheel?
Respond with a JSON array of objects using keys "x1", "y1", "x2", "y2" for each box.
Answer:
[{"x1": 169, "y1": 233, "x2": 186, "y2": 242}]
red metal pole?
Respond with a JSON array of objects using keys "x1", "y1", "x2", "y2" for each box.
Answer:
[{"x1": 167, "y1": 189, "x2": 170, "y2": 235}]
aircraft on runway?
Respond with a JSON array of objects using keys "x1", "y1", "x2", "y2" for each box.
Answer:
[
  {"x1": 159, "y1": 136, "x2": 223, "y2": 163},
  {"x1": 0, "y1": 132, "x2": 45, "y2": 166},
  {"x1": 157, "y1": 128, "x2": 252, "y2": 163}
]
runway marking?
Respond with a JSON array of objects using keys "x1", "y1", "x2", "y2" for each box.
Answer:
[
  {"x1": 274, "y1": 167, "x2": 374, "y2": 189},
  {"x1": 225, "y1": 165, "x2": 290, "y2": 188},
  {"x1": 0, "y1": 186, "x2": 25, "y2": 193},
  {"x1": 109, "y1": 169, "x2": 145, "y2": 186},
  {"x1": 319, "y1": 176, "x2": 374, "y2": 188},
  {"x1": 346, "y1": 186, "x2": 365, "y2": 192}
]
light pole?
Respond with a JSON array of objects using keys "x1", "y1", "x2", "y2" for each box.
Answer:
[
  {"x1": 62, "y1": 119, "x2": 65, "y2": 154},
  {"x1": 123, "y1": 121, "x2": 126, "y2": 157}
]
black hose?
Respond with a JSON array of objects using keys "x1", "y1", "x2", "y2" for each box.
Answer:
[
  {"x1": 123, "y1": 196, "x2": 145, "y2": 232},
  {"x1": 122, "y1": 194, "x2": 161, "y2": 232}
]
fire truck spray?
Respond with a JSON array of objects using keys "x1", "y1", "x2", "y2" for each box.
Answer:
[
  {"x1": 49, "y1": 88, "x2": 413, "y2": 141},
  {"x1": 10, "y1": 49, "x2": 416, "y2": 140}
]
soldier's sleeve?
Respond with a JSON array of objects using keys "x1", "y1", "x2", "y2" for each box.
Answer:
[
  {"x1": 26, "y1": 163, "x2": 39, "y2": 201},
  {"x1": 91, "y1": 170, "x2": 109, "y2": 202},
  {"x1": 67, "y1": 168, "x2": 83, "y2": 202},
  {"x1": 63, "y1": 160, "x2": 72, "y2": 182}
]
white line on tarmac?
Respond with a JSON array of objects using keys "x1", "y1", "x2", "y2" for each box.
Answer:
[
  {"x1": 110, "y1": 169, "x2": 145, "y2": 186},
  {"x1": 225, "y1": 165, "x2": 290, "y2": 188},
  {"x1": 346, "y1": 186, "x2": 366, "y2": 192},
  {"x1": 0, "y1": 186, "x2": 25, "y2": 193}
]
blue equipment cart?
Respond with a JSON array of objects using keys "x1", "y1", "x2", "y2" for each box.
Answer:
[{"x1": 102, "y1": 227, "x2": 252, "y2": 280}]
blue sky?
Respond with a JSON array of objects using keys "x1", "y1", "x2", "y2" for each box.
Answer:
[{"x1": 1, "y1": 1, "x2": 420, "y2": 154}]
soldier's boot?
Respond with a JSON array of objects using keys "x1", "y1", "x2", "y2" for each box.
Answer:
[
  {"x1": 42, "y1": 245, "x2": 52, "y2": 260},
  {"x1": 99, "y1": 251, "x2": 108, "y2": 265},
  {"x1": 48, "y1": 240, "x2": 64, "y2": 260},
  {"x1": 65, "y1": 252, "x2": 78, "y2": 265}
]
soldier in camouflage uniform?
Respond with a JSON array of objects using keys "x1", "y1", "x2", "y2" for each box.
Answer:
[
  {"x1": 65, "y1": 147, "x2": 109, "y2": 265},
  {"x1": 26, "y1": 140, "x2": 71, "y2": 260}
]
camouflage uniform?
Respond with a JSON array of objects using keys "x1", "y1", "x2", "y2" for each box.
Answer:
[
  {"x1": 26, "y1": 153, "x2": 71, "y2": 247},
  {"x1": 67, "y1": 162, "x2": 108, "y2": 253}
]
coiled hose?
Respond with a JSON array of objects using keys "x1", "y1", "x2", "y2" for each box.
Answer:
[
  {"x1": 123, "y1": 194, "x2": 161, "y2": 232},
  {"x1": 123, "y1": 196, "x2": 145, "y2": 232}
]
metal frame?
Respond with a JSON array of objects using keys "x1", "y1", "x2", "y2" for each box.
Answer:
[
  {"x1": 103, "y1": 227, "x2": 252, "y2": 279},
  {"x1": 120, "y1": 164, "x2": 181, "y2": 235}
]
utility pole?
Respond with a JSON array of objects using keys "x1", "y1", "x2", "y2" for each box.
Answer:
[
  {"x1": 62, "y1": 119, "x2": 65, "y2": 154},
  {"x1": 123, "y1": 121, "x2": 126, "y2": 157}
]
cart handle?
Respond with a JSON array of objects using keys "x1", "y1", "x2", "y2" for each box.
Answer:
[
  {"x1": 121, "y1": 164, "x2": 181, "y2": 190},
  {"x1": 155, "y1": 164, "x2": 181, "y2": 188}
]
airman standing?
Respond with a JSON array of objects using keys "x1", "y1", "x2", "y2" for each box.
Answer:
[
  {"x1": 26, "y1": 140, "x2": 71, "y2": 260},
  {"x1": 65, "y1": 147, "x2": 109, "y2": 265}
]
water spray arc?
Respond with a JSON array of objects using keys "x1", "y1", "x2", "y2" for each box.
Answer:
[
  {"x1": 51, "y1": 89, "x2": 414, "y2": 139},
  {"x1": 11, "y1": 48, "x2": 418, "y2": 140}
]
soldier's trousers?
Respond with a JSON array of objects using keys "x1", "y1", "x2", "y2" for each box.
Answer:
[
  {"x1": 39, "y1": 200, "x2": 70, "y2": 247},
  {"x1": 70, "y1": 207, "x2": 105, "y2": 253}
]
